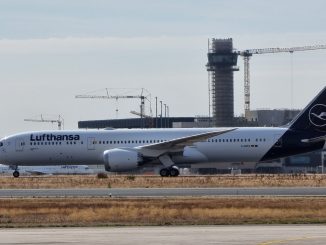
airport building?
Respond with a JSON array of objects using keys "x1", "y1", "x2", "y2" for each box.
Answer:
[
  {"x1": 78, "y1": 117, "x2": 195, "y2": 129},
  {"x1": 78, "y1": 109, "x2": 300, "y2": 129},
  {"x1": 245, "y1": 109, "x2": 301, "y2": 127}
]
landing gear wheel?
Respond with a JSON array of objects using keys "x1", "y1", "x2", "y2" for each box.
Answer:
[
  {"x1": 169, "y1": 167, "x2": 180, "y2": 177},
  {"x1": 159, "y1": 168, "x2": 170, "y2": 177},
  {"x1": 13, "y1": 170, "x2": 20, "y2": 178}
]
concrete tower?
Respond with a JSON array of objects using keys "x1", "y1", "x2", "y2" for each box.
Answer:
[{"x1": 206, "y1": 38, "x2": 239, "y2": 127}]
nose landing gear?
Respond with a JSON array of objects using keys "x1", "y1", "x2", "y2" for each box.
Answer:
[
  {"x1": 11, "y1": 165, "x2": 19, "y2": 178},
  {"x1": 13, "y1": 170, "x2": 20, "y2": 178}
]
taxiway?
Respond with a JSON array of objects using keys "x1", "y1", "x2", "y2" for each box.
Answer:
[{"x1": 1, "y1": 225, "x2": 326, "y2": 245}]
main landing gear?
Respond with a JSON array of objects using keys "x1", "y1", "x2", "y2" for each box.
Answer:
[
  {"x1": 158, "y1": 154, "x2": 180, "y2": 177},
  {"x1": 159, "y1": 166, "x2": 180, "y2": 177}
]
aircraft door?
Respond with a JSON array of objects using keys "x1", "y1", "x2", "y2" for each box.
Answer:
[
  {"x1": 15, "y1": 138, "x2": 25, "y2": 152},
  {"x1": 87, "y1": 137, "x2": 96, "y2": 150}
]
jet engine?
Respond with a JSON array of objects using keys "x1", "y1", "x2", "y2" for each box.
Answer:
[{"x1": 103, "y1": 148, "x2": 142, "y2": 172}]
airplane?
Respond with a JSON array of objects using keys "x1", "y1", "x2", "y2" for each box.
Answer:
[
  {"x1": 0, "y1": 164, "x2": 93, "y2": 175},
  {"x1": 1, "y1": 87, "x2": 326, "y2": 178}
]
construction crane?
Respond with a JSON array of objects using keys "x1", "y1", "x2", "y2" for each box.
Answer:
[
  {"x1": 238, "y1": 44, "x2": 326, "y2": 114},
  {"x1": 130, "y1": 110, "x2": 152, "y2": 118},
  {"x1": 130, "y1": 110, "x2": 154, "y2": 128},
  {"x1": 24, "y1": 115, "x2": 64, "y2": 130},
  {"x1": 75, "y1": 88, "x2": 152, "y2": 127}
]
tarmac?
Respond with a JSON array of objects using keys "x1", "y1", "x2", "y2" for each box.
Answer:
[{"x1": 1, "y1": 225, "x2": 326, "y2": 244}]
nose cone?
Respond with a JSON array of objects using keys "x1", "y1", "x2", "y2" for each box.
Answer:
[{"x1": 0, "y1": 140, "x2": 6, "y2": 163}]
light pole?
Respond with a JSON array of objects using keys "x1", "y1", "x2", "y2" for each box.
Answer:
[
  {"x1": 155, "y1": 97, "x2": 158, "y2": 128},
  {"x1": 160, "y1": 101, "x2": 163, "y2": 128},
  {"x1": 167, "y1": 105, "x2": 169, "y2": 128},
  {"x1": 164, "y1": 104, "x2": 167, "y2": 128}
]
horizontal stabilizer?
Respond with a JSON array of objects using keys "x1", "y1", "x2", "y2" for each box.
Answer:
[{"x1": 301, "y1": 135, "x2": 326, "y2": 143}]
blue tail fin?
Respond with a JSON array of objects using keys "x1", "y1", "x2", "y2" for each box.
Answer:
[
  {"x1": 288, "y1": 87, "x2": 326, "y2": 134},
  {"x1": 261, "y1": 87, "x2": 326, "y2": 162}
]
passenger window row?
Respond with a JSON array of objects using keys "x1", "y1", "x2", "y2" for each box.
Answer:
[
  {"x1": 208, "y1": 138, "x2": 267, "y2": 143},
  {"x1": 30, "y1": 141, "x2": 84, "y2": 146},
  {"x1": 94, "y1": 139, "x2": 167, "y2": 145},
  {"x1": 256, "y1": 138, "x2": 266, "y2": 142},
  {"x1": 27, "y1": 138, "x2": 266, "y2": 146},
  {"x1": 208, "y1": 138, "x2": 251, "y2": 143}
]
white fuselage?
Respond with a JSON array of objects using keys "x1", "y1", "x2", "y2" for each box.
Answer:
[
  {"x1": 0, "y1": 127, "x2": 287, "y2": 167},
  {"x1": 0, "y1": 164, "x2": 93, "y2": 175}
]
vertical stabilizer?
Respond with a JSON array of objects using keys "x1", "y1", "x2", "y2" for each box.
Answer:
[{"x1": 288, "y1": 87, "x2": 326, "y2": 134}]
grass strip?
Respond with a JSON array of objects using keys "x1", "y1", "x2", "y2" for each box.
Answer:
[
  {"x1": 1, "y1": 197, "x2": 326, "y2": 227},
  {"x1": 1, "y1": 174, "x2": 326, "y2": 189}
]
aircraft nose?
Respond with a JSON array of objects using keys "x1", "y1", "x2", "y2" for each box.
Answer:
[{"x1": 0, "y1": 141, "x2": 6, "y2": 162}]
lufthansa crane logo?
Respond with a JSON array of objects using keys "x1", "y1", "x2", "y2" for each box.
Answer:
[{"x1": 309, "y1": 104, "x2": 326, "y2": 127}]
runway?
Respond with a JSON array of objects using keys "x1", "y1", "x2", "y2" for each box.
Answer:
[
  {"x1": 1, "y1": 187, "x2": 326, "y2": 197},
  {"x1": 1, "y1": 225, "x2": 326, "y2": 245}
]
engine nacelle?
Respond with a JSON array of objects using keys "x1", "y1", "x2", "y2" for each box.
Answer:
[{"x1": 103, "y1": 148, "x2": 142, "y2": 172}]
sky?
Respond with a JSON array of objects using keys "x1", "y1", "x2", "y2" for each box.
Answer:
[{"x1": 0, "y1": 0, "x2": 326, "y2": 136}]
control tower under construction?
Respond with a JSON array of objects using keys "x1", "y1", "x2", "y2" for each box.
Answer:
[{"x1": 206, "y1": 38, "x2": 239, "y2": 127}]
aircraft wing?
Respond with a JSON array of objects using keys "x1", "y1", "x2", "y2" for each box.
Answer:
[{"x1": 136, "y1": 128, "x2": 237, "y2": 157}]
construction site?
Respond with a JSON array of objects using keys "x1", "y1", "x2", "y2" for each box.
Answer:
[{"x1": 70, "y1": 38, "x2": 326, "y2": 174}]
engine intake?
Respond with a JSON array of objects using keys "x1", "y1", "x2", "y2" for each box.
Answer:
[{"x1": 103, "y1": 148, "x2": 142, "y2": 172}]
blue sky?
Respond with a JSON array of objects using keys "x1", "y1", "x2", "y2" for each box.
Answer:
[{"x1": 0, "y1": 0, "x2": 326, "y2": 136}]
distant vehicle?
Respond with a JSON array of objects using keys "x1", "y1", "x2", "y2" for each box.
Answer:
[
  {"x1": 1, "y1": 87, "x2": 326, "y2": 178},
  {"x1": 0, "y1": 164, "x2": 93, "y2": 175}
]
